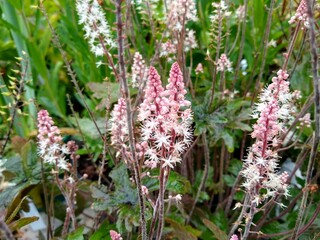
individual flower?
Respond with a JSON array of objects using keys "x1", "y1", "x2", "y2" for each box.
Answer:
[
  {"x1": 195, "y1": 63, "x2": 204, "y2": 75},
  {"x1": 166, "y1": 0, "x2": 197, "y2": 32},
  {"x1": 288, "y1": 0, "x2": 309, "y2": 29},
  {"x1": 167, "y1": 194, "x2": 182, "y2": 204},
  {"x1": 216, "y1": 54, "x2": 232, "y2": 72},
  {"x1": 37, "y1": 110, "x2": 69, "y2": 170},
  {"x1": 76, "y1": 0, "x2": 115, "y2": 57},
  {"x1": 131, "y1": 52, "x2": 148, "y2": 88}
]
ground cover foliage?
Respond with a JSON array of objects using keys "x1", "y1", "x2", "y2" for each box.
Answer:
[{"x1": 0, "y1": 0, "x2": 319, "y2": 239}]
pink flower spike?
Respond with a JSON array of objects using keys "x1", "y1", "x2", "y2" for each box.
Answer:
[
  {"x1": 37, "y1": 110, "x2": 69, "y2": 170},
  {"x1": 230, "y1": 234, "x2": 239, "y2": 240},
  {"x1": 166, "y1": 62, "x2": 190, "y2": 107},
  {"x1": 131, "y1": 52, "x2": 147, "y2": 88},
  {"x1": 110, "y1": 230, "x2": 123, "y2": 240},
  {"x1": 288, "y1": 0, "x2": 309, "y2": 29}
]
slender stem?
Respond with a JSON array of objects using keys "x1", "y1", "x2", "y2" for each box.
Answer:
[
  {"x1": 115, "y1": 1, "x2": 147, "y2": 239},
  {"x1": 40, "y1": 158, "x2": 53, "y2": 239},
  {"x1": 232, "y1": 0, "x2": 248, "y2": 89},
  {"x1": 292, "y1": 0, "x2": 320, "y2": 237},
  {"x1": 282, "y1": 23, "x2": 300, "y2": 70},
  {"x1": 186, "y1": 132, "x2": 210, "y2": 224},
  {"x1": 155, "y1": 166, "x2": 167, "y2": 240},
  {"x1": 256, "y1": 0, "x2": 275, "y2": 91},
  {"x1": 242, "y1": 201, "x2": 256, "y2": 239},
  {"x1": 209, "y1": 4, "x2": 223, "y2": 108},
  {"x1": 228, "y1": 194, "x2": 249, "y2": 237}
]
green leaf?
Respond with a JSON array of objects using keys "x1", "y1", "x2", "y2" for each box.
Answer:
[
  {"x1": 202, "y1": 218, "x2": 228, "y2": 240},
  {"x1": 223, "y1": 175, "x2": 235, "y2": 187},
  {"x1": 221, "y1": 131, "x2": 234, "y2": 153},
  {"x1": 91, "y1": 163, "x2": 137, "y2": 210},
  {"x1": 89, "y1": 221, "x2": 111, "y2": 240},
  {"x1": 166, "y1": 171, "x2": 191, "y2": 194},
  {"x1": 8, "y1": 216, "x2": 39, "y2": 232},
  {"x1": 6, "y1": 196, "x2": 29, "y2": 224},
  {"x1": 20, "y1": 141, "x2": 38, "y2": 177},
  {"x1": 228, "y1": 159, "x2": 243, "y2": 176},
  {"x1": 70, "y1": 117, "x2": 106, "y2": 139},
  {"x1": 67, "y1": 226, "x2": 85, "y2": 240}
]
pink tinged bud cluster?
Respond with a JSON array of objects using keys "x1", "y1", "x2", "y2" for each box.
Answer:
[
  {"x1": 288, "y1": 0, "x2": 309, "y2": 29},
  {"x1": 110, "y1": 98, "x2": 130, "y2": 158},
  {"x1": 184, "y1": 29, "x2": 198, "y2": 52},
  {"x1": 109, "y1": 230, "x2": 123, "y2": 240},
  {"x1": 242, "y1": 70, "x2": 294, "y2": 205},
  {"x1": 230, "y1": 234, "x2": 239, "y2": 240},
  {"x1": 298, "y1": 113, "x2": 311, "y2": 128},
  {"x1": 76, "y1": 0, "x2": 115, "y2": 57},
  {"x1": 131, "y1": 52, "x2": 148, "y2": 88},
  {"x1": 210, "y1": 1, "x2": 231, "y2": 23},
  {"x1": 167, "y1": 0, "x2": 197, "y2": 32},
  {"x1": 216, "y1": 54, "x2": 232, "y2": 72},
  {"x1": 139, "y1": 63, "x2": 193, "y2": 169},
  {"x1": 195, "y1": 63, "x2": 204, "y2": 75},
  {"x1": 160, "y1": 41, "x2": 176, "y2": 59},
  {"x1": 37, "y1": 110, "x2": 69, "y2": 170}
]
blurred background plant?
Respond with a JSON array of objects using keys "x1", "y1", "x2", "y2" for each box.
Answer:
[{"x1": 0, "y1": 0, "x2": 319, "y2": 239}]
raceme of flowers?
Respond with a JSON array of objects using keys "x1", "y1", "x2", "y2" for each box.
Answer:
[
  {"x1": 217, "y1": 54, "x2": 232, "y2": 72},
  {"x1": 210, "y1": 0, "x2": 231, "y2": 25},
  {"x1": 288, "y1": 0, "x2": 309, "y2": 29},
  {"x1": 166, "y1": 0, "x2": 197, "y2": 32},
  {"x1": 131, "y1": 52, "x2": 148, "y2": 88},
  {"x1": 242, "y1": 69, "x2": 295, "y2": 206},
  {"x1": 184, "y1": 29, "x2": 198, "y2": 51},
  {"x1": 37, "y1": 110, "x2": 70, "y2": 170},
  {"x1": 76, "y1": 0, "x2": 115, "y2": 57},
  {"x1": 110, "y1": 62, "x2": 193, "y2": 170},
  {"x1": 138, "y1": 62, "x2": 193, "y2": 169},
  {"x1": 195, "y1": 63, "x2": 204, "y2": 75}
]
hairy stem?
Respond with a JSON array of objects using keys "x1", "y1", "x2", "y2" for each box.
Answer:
[{"x1": 115, "y1": 1, "x2": 147, "y2": 239}]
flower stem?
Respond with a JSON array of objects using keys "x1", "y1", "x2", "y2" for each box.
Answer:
[{"x1": 115, "y1": 1, "x2": 147, "y2": 239}]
